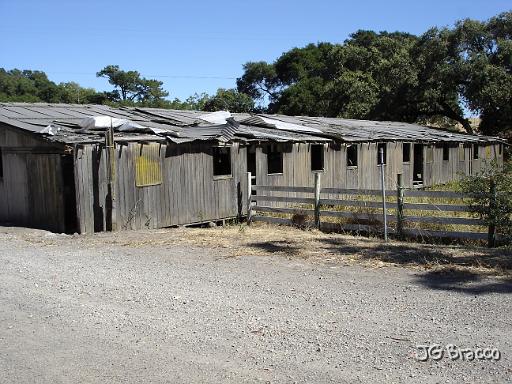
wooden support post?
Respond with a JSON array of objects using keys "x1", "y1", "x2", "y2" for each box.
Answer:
[
  {"x1": 247, "y1": 171, "x2": 252, "y2": 225},
  {"x1": 488, "y1": 178, "x2": 497, "y2": 248},
  {"x1": 379, "y1": 147, "x2": 388, "y2": 242},
  {"x1": 314, "y1": 172, "x2": 321, "y2": 229},
  {"x1": 396, "y1": 174, "x2": 404, "y2": 239},
  {"x1": 105, "y1": 124, "x2": 117, "y2": 231}
]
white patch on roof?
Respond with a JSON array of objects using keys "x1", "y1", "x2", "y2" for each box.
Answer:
[
  {"x1": 244, "y1": 115, "x2": 323, "y2": 134},
  {"x1": 199, "y1": 111, "x2": 232, "y2": 125},
  {"x1": 79, "y1": 116, "x2": 147, "y2": 131},
  {"x1": 39, "y1": 124, "x2": 61, "y2": 135}
]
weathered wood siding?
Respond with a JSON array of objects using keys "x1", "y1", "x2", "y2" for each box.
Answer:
[
  {"x1": 254, "y1": 141, "x2": 503, "y2": 193},
  {"x1": 254, "y1": 142, "x2": 405, "y2": 191},
  {"x1": 0, "y1": 125, "x2": 67, "y2": 232},
  {"x1": 423, "y1": 143, "x2": 502, "y2": 186},
  {"x1": 72, "y1": 139, "x2": 505, "y2": 234},
  {"x1": 74, "y1": 141, "x2": 248, "y2": 233}
]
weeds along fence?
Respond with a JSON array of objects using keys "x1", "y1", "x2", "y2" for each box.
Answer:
[{"x1": 246, "y1": 172, "x2": 498, "y2": 247}]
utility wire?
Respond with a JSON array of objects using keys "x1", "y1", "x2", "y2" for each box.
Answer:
[{"x1": 44, "y1": 71, "x2": 238, "y2": 80}]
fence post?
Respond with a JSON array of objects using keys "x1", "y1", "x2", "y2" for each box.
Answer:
[
  {"x1": 314, "y1": 172, "x2": 321, "y2": 229},
  {"x1": 488, "y1": 178, "x2": 497, "y2": 248},
  {"x1": 396, "y1": 174, "x2": 404, "y2": 239},
  {"x1": 247, "y1": 172, "x2": 252, "y2": 225},
  {"x1": 379, "y1": 147, "x2": 388, "y2": 241}
]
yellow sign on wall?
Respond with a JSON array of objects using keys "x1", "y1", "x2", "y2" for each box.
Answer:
[{"x1": 135, "y1": 143, "x2": 162, "y2": 187}]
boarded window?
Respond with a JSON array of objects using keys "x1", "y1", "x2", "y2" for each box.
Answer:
[
  {"x1": 347, "y1": 145, "x2": 358, "y2": 167},
  {"x1": 213, "y1": 147, "x2": 232, "y2": 176},
  {"x1": 485, "y1": 145, "x2": 492, "y2": 159},
  {"x1": 135, "y1": 143, "x2": 162, "y2": 187},
  {"x1": 377, "y1": 143, "x2": 387, "y2": 165},
  {"x1": 311, "y1": 144, "x2": 324, "y2": 171},
  {"x1": 267, "y1": 146, "x2": 283, "y2": 174},
  {"x1": 402, "y1": 143, "x2": 411, "y2": 163},
  {"x1": 442, "y1": 144, "x2": 450, "y2": 161},
  {"x1": 458, "y1": 144, "x2": 465, "y2": 161},
  {"x1": 473, "y1": 144, "x2": 479, "y2": 160}
]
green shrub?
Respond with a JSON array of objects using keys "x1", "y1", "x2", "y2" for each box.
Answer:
[{"x1": 460, "y1": 160, "x2": 512, "y2": 245}]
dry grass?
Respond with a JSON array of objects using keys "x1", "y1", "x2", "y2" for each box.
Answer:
[
  {"x1": 4, "y1": 222, "x2": 509, "y2": 277},
  {"x1": 87, "y1": 223, "x2": 512, "y2": 276}
]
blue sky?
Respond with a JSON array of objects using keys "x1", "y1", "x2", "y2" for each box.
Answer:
[{"x1": 1, "y1": 0, "x2": 509, "y2": 100}]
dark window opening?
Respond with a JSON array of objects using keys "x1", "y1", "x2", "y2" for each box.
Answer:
[
  {"x1": 213, "y1": 147, "x2": 232, "y2": 176},
  {"x1": 347, "y1": 145, "x2": 358, "y2": 167},
  {"x1": 247, "y1": 151, "x2": 256, "y2": 175},
  {"x1": 403, "y1": 143, "x2": 411, "y2": 163},
  {"x1": 267, "y1": 147, "x2": 283, "y2": 174},
  {"x1": 0, "y1": 148, "x2": 3, "y2": 179},
  {"x1": 247, "y1": 149, "x2": 256, "y2": 195},
  {"x1": 499, "y1": 144, "x2": 503, "y2": 156},
  {"x1": 473, "y1": 144, "x2": 479, "y2": 160},
  {"x1": 377, "y1": 143, "x2": 387, "y2": 165},
  {"x1": 311, "y1": 144, "x2": 324, "y2": 171},
  {"x1": 443, "y1": 144, "x2": 450, "y2": 161},
  {"x1": 413, "y1": 144, "x2": 424, "y2": 184}
]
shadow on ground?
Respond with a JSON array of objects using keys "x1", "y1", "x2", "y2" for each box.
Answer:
[
  {"x1": 415, "y1": 269, "x2": 512, "y2": 295},
  {"x1": 320, "y1": 237, "x2": 512, "y2": 270},
  {"x1": 320, "y1": 238, "x2": 512, "y2": 294},
  {"x1": 247, "y1": 241, "x2": 303, "y2": 257},
  {"x1": 245, "y1": 235, "x2": 512, "y2": 294}
]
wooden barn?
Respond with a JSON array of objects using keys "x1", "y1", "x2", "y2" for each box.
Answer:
[{"x1": 0, "y1": 103, "x2": 505, "y2": 234}]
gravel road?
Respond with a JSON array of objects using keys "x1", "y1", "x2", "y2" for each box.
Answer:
[{"x1": 0, "y1": 226, "x2": 510, "y2": 383}]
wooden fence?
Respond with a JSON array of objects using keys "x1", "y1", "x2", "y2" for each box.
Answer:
[{"x1": 246, "y1": 172, "x2": 498, "y2": 247}]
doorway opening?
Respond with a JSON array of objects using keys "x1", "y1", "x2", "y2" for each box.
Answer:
[
  {"x1": 247, "y1": 147, "x2": 256, "y2": 195},
  {"x1": 413, "y1": 144, "x2": 424, "y2": 187}
]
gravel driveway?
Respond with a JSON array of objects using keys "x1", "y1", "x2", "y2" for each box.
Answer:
[{"x1": 0, "y1": 226, "x2": 510, "y2": 383}]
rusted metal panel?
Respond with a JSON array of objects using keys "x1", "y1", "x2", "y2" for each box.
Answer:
[{"x1": 134, "y1": 143, "x2": 162, "y2": 187}]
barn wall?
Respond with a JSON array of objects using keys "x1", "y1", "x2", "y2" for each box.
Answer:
[
  {"x1": 470, "y1": 143, "x2": 503, "y2": 175},
  {"x1": 253, "y1": 141, "x2": 504, "y2": 193},
  {"x1": 254, "y1": 142, "x2": 404, "y2": 191},
  {"x1": 0, "y1": 125, "x2": 67, "y2": 232},
  {"x1": 74, "y1": 141, "x2": 248, "y2": 233},
  {"x1": 74, "y1": 144, "x2": 96, "y2": 234},
  {"x1": 72, "y1": 139, "x2": 505, "y2": 234},
  {"x1": 423, "y1": 143, "x2": 502, "y2": 186}
]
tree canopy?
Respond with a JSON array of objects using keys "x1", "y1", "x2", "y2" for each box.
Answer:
[
  {"x1": 203, "y1": 88, "x2": 254, "y2": 113},
  {"x1": 96, "y1": 65, "x2": 168, "y2": 104},
  {"x1": 236, "y1": 11, "x2": 512, "y2": 136},
  {"x1": 0, "y1": 69, "x2": 105, "y2": 104}
]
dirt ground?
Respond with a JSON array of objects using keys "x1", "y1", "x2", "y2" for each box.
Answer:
[{"x1": 0, "y1": 224, "x2": 510, "y2": 383}]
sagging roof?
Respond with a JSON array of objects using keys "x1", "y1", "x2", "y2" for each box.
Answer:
[{"x1": 0, "y1": 102, "x2": 504, "y2": 146}]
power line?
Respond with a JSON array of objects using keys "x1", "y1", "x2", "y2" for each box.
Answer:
[{"x1": 43, "y1": 71, "x2": 238, "y2": 80}]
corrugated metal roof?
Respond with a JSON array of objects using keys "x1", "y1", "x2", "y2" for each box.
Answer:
[
  {"x1": 245, "y1": 114, "x2": 502, "y2": 144},
  {"x1": 0, "y1": 102, "x2": 503, "y2": 145}
]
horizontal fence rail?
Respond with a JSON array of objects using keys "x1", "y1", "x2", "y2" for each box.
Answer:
[
  {"x1": 320, "y1": 199, "x2": 400, "y2": 209},
  {"x1": 246, "y1": 172, "x2": 497, "y2": 246},
  {"x1": 321, "y1": 188, "x2": 396, "y2": 195},
  {"x1": 252, "y1": 195, "x2": 316, "y2": 204}
]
